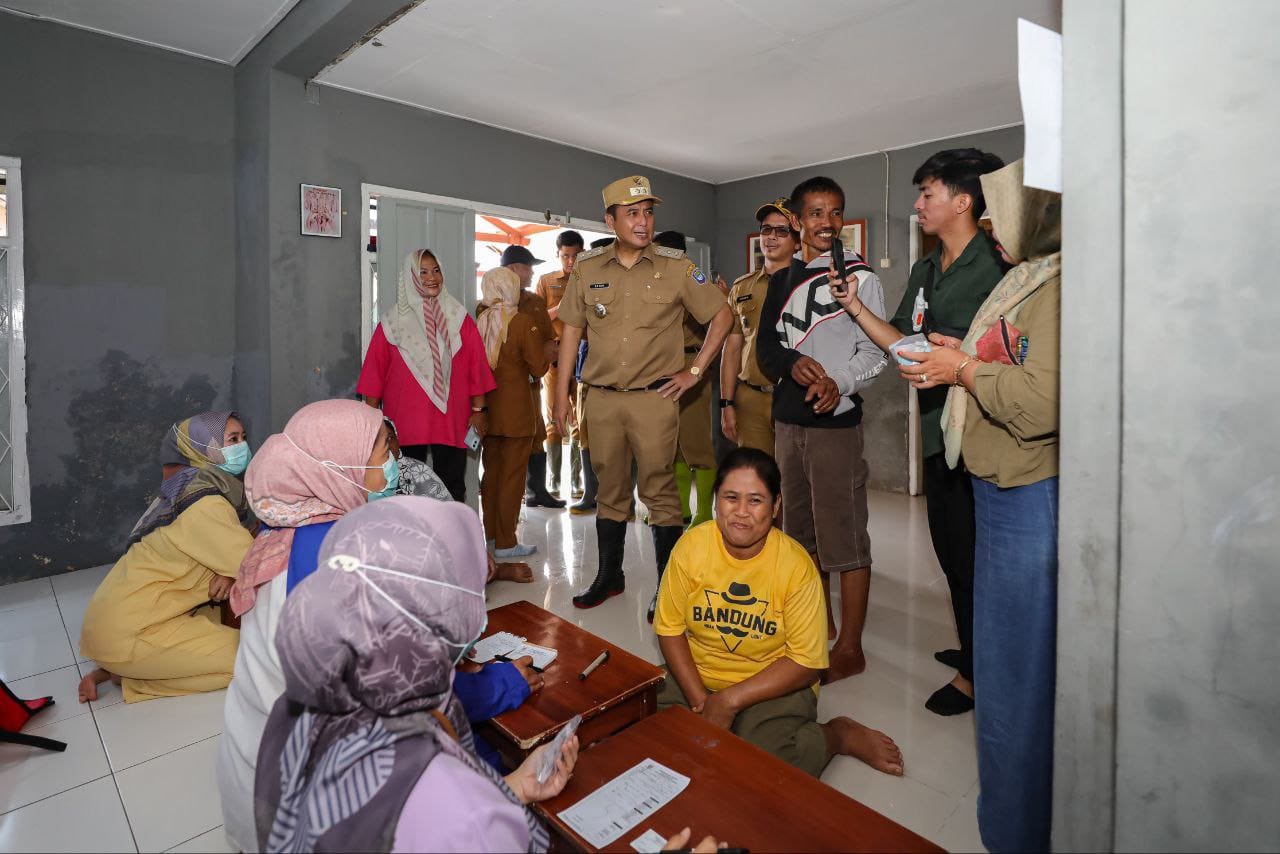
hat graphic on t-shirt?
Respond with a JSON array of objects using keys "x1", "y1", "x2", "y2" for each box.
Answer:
[{"x1": 719, "y1": 582, "x2": 758, "y2": 607}]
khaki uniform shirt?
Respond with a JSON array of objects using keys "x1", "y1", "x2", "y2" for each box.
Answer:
[
  {"x1": 481, "y1": 309, "x2": 549, "y2": 437},
  {"x1": 559, "y1": 243, "x2": 727, "y2": 389},
  {"x1": 535, "y1": 271, "x2": 569, "y2": 341},
  {"x1": 727, "y1": 267, "x2": 773, "y2": 388}
]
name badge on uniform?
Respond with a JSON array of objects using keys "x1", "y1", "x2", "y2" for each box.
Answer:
[
  {"x1": 589, "y1": 282, "x2": 610, "y2": 289},
  {"x1": 594, "y1": 302, "x2": 608, "y2": 318},
  {"x1": 736, "y1": 294, "x2": 753, "y2": 303}
]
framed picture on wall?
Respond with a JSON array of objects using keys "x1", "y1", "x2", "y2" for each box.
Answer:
[
  {"x1": 301, "y1": 184, "x2": 342, "y2": 237},
  {"x1": 841, "y1": 219, "x2": 868, "y2": 260},
  {"x1": 746, "y1": 232, "x2": 766, "y2": 272}
]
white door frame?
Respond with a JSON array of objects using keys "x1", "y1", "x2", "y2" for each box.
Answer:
[
  {"x1": 360, "y1": 183, "x2": 614, "y2": 351},
  {"x1": 906, "y1": 214, "x2": 924, "y2": 496}
]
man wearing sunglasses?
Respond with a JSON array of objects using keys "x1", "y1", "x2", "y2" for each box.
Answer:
[{"x1": 721, "y1": 199, "x2": 799, "y2": 453}]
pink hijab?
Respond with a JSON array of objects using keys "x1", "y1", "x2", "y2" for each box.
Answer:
[{"x1": 229, "y1": 400, "x2": 383, "y2": 615}]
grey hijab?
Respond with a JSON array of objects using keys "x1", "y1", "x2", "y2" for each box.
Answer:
[{"x1": 253, "y1": 496, "x2": 548, "y2": 853}]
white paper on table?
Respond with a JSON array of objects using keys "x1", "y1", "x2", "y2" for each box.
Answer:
[
  {"x1": 508, "y1": 640, "x2": 557, "y2": 670},
  {"x1": 1017, "y1": 17, "x2": 1063, "y2": 193},
  {"x1": 558, "y1": 759, "x2": 691, "y2": 848},
  {"x1": 630, "y1": 829, "x2": 669, "y2": 853},
  {"x1": 467, "y1": 631, "x2": 523, "y2": 663}
]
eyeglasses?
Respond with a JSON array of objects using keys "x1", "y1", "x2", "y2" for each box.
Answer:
[{"x1": 759, "y1": 225, "x2": 794, "y2": 237}]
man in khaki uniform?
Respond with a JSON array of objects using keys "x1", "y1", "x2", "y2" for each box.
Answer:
[
  {"x1": 535, "y1": 231, "x2": 585, "y2": 501},
  {"x1": 554, "y1": 176, "x2": 732, "y2": 614},
  {"x1": 720, "y1": 199, "x2": 800, "y2": 453}
]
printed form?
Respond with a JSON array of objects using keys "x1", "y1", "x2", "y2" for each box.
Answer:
[{"x1": 558, "y1": 759, "x2": 691, "y2": 848}]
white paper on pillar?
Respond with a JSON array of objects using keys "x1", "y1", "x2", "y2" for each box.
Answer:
[{"x1": 1018, "y1": 18, "x2": 1063, "y2": 193}]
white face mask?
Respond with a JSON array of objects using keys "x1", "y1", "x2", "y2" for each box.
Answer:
[
  {"x1": 325, "y1": 554, "x2": 486, "y2": 666},
  {"x1": 284, "y1": 433, "x2": 393, "y2": 497}
]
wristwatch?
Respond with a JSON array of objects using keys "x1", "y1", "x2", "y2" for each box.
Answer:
[
  {"x1": 471, "y1": 405, "x2": 488, "y2": 413},
  {"x1": 689, "y1": 365, "x2": 702, "y2": 377},
  {"x1": 719, "y1": 398, "x2": 735, "y2": 408}
]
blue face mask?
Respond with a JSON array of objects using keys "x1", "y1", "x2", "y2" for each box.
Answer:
[
  {"x1": 217, "y1": 441, "x2": 252, "y2": 476},
  {"x1": 368, "y1": 454, "x2": 400, "y2": 502}
]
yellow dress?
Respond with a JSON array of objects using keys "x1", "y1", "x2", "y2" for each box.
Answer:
[{"x1": 80, "y1": 494, "x2": 255, "y2": 702}]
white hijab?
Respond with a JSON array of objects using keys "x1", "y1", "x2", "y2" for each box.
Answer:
[{"x1": 382, "y1": 249, "x2": 468, "y2": 413}]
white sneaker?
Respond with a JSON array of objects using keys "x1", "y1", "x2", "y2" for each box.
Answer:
[{"x1": 494, "y1": 543, "x2": 537, "y2": 558}]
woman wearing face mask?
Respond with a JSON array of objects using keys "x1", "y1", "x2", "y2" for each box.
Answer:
[
  {"x1": 78, "y1": 411, "x2": 257, "y2": 704},
  {"x1": 254, "y1": 496, "x2": 579, "y2": 853},
  {"x1": 358, "y1": 248, "x2": 496, "y2": 502},
  {"x1": 216, "y1": 399, "x2": 395, "y2": 854}
]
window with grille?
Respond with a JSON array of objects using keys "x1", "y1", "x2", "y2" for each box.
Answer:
[{"x1": 0, "y1": 156, "x2": 31, "y2": 525}]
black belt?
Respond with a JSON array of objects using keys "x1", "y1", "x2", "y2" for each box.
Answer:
[
  {"x1": 742, "y1": 381, "x2": 773, "y2": 394},
  {"x1": 684, "y1": 346, "x2": 700, "y2": 354},
  {"x1": 585, "y1": 378, "x2": 669, "y2": 393}
]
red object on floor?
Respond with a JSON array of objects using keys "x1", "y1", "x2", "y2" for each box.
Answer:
[{"x1": 0, "y1": 677, "x2": 67, "y2": 751}]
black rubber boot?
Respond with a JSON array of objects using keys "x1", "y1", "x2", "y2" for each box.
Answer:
[
  {"x1": 574, "y1": 518, "x2": 627, "y2": 608},
  {"x1": 524, "y1": 453, "x2": 566, "y2": 508},
  {"x1": 570, "y1": 449, "x2": 598, "y2": 515},
  {"x1": 647, "y1": 524, "x2": 685, "y2": 623},
  {"x1": 547, "y1": 440, "x2": 563, "y2": 495}
]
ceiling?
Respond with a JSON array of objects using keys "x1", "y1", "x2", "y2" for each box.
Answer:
[
  {"x1": 318, "y1": 0, "x2": 1061, "y2": 184},
  {"x1": 0, "y1": 0, "x2": 301, "y2": 64}
]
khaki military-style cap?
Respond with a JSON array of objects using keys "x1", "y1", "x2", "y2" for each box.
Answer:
[
  {"x1": 603, "y1": 175, "x2": 663, "y2": 208},
  {"x1": 755, "y1": 197, "x2": 794, "y2": 222}
]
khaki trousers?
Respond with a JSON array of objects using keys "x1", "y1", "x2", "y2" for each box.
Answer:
[
  {"x1": 583, "y1": 388, "x2": 681, "y2": 526},
  {"x1": 658, "y1": 671, "x2": 829, "y2": 778},
  {"x1": 676, "y1": 353, "x2": 716, "y2": 469},
  {"x1": 482, "y1": 435, "x2": 534, "y2": 549},
  {"x1": 733, "y1": 384, "x2": 775, "y2": 454},
  {"x1": 544, "y1": 366, "x2": 579, "y2": 444}
]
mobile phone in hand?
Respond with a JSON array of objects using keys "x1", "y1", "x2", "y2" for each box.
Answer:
[
  {"x1": 829, "y1": 236, "x2": 849, "y2": 296},
  {"x1": 464, "y1": 425, "x2": 481, "y2": 452}
]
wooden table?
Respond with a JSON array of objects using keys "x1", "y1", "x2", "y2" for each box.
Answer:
[
  {"x1": 475, "y1": 600, "x2": 664, "y2": 769},
  {"x1": 536, "y1": 706, "x2": 943, "y2": 853}
]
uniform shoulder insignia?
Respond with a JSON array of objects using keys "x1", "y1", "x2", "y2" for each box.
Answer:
[
  {"x1": 654, "y1": 246, "x2": 686, "y2": 259},
  {"x1": 731, "y1": 271, "x2": 755, "y2": 286},
  {"x1": 578, "y1": 246, "x2": 606, "y2": 261}
]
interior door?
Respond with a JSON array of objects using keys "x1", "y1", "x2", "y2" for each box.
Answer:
[
  {"x1": 685, "y1": 239, "x2": 711, "y2": 280},
  {"x1": 374, "y1": 196, "x2": 480, "y2": 509}
]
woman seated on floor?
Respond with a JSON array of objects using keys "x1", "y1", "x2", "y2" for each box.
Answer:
[
  {"x1": 78, "y1": 410, "x2": 256, "y2": 704},
  {"x1": 653, "y1": 447, "x2": 904, "y2": 777},
  {"x1": 254, "y1": 495, "x2": 579, "y2": 853},
  {"x1": 216, "y1": 399, "x2": 394, "y2": 853}
]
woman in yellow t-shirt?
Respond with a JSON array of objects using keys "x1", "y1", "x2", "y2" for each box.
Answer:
[{"x1": 654, "y1": 447, "x2": 903, "y2": 777}]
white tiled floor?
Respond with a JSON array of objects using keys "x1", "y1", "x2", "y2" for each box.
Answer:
[{"x1": 0, "y1": 490, "x2": 984, "y2": 852}]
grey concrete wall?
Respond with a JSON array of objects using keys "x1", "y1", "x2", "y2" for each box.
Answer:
[
  {"x1": 252, "y1": 73, "x2": 717, "y2": 431},
  {"x1": 1114, "y1": 1, "x2": 1280, "y2": 848},
  {"x1": 713, "y1": 127, "x2": 1024, "y2": 491},
  {"x1": 0, "y1": 16, "x2": 235, "y2": 584},
  {"x1": 1056, "y1": 1, "x2": 1280, "y2": 849}
]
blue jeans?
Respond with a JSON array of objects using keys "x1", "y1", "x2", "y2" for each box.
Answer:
[{"x1": 972, "y1": 475, "x2": 1058, "y2": 853}]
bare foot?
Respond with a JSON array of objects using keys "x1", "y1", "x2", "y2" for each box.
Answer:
[
  {"x1": 826, "y1": 716, "x2": 904, "y2": 776},
  {"x1": 821, "y1": 646, "x2": 866, "y2": 684},
  {"x1": 492, "y1": 561, "x2": 534, "y2": 583},
  {"x1": 77, "y1": 668, "x2": 115, "y2": 703},
  {"x1": 951, "y1": 673, "x2": 974, "y2": 698}
]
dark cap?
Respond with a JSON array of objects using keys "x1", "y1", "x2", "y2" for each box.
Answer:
[
  {"x1": 500, "y1": 245, "x2": 545, "y2": 267},
  {"x1": 755, "y1": 197, "x2": 794, "y2": 223}
]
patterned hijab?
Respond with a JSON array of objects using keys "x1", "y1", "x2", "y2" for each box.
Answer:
[
  {"x1": 476, "y1": 266, "x2": 522, "y2": 369},
  {"x1": 127, "y1": 410, "x2": 253, "y2": 546},
  {"x1": 254, "y1": 497, "x2": 549, "y2": 853},
  {"x1": 941, "y1": 159, "x2": 1063, "y2": 468},
  {"x1": 381, "y1": 249, "x2": 467, "y2": 414},
  {"x1": 229, "y1": 400, "x2": 383, "y2": 616}
]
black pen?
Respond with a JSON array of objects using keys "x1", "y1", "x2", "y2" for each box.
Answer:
[{"x1": 578, "y1": 650, "x2": 609, "y2": 680}]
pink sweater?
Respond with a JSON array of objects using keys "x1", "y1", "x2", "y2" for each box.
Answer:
[{"x1": 357, "y1": 319, "x2": 496, "y2": 447}]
